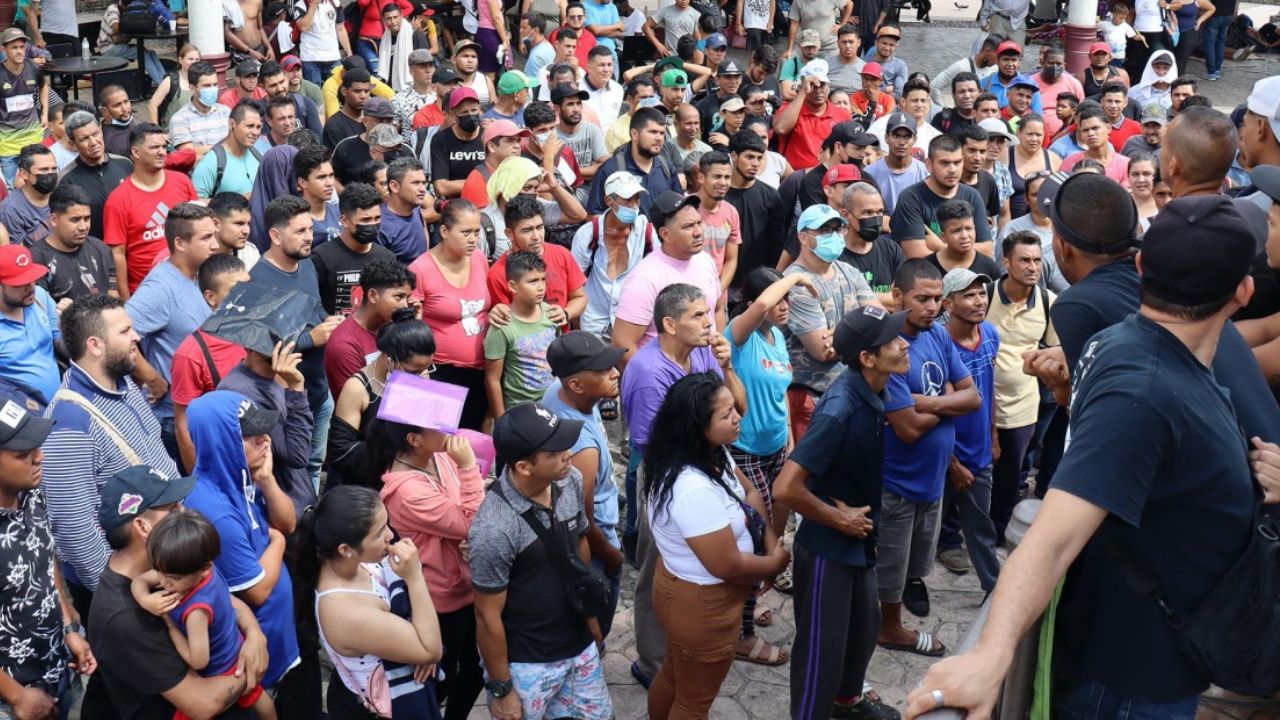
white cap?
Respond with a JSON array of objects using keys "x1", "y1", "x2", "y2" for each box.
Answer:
[
  {"x1": 979, "y1": 117, "x2": 1019, "y2": 146},
  {"x1": 799, "y1": 59, "x2": 830, "y2": 84},
  {"x1": 604, "y1": 172, "x2": 646, "y2": 199},
  {"x1": 1246, "y1": 76, "x2": 1280, "y2": 139}
]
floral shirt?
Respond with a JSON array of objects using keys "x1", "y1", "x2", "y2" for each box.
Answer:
[{"x1": 0, "y1": 488, "x2": 65, "y2": 689}]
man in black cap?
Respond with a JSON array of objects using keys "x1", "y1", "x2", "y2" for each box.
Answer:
[
  {"x1": 541, "y1": 331, "x2": 625, "y2": 637},
  {"x1": 775, "y1": 305, "x2": 907, "y2": 720},
  {"x1": 694, "y1": 59, "x2": 745, "y2": 141},
  {"x1": 914, "y1": 192, "x2": 1277, "y2": 719},
  {"x1": 468, "y1": 402, "x2": 614, "y2": 720},
  {"x1": 0, "y1": 397, "x2": 98, "y2": 720},
  {"x1": 89, "y1": 464, "x2": 268, "y2": 720}
]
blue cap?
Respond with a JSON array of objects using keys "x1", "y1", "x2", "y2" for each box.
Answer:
[
  {"x1": 797, "y1": 204, "x2": 847, "y2": 231},
  {"x1": 98, "y1": 465, "x2": 196, "y2": 532},
  {"x1": 705, "y1": 32, "x2": 728, "y2": 49},
  {"x1": 1011, "y1": 73, "x2": 1039, "y2": 90}
]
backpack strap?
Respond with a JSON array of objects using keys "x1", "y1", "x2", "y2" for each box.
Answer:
[
  {"x1": 193, "y1": 331, "x2": 222, "y2": 388},
  {"x1": 479, "y1": 211, "x2": 497, "y2": 262},
  {"x1": 50, "y1": 389, "x2": 144, "y2": 466},
  {"x1": 212, "y1": 144, "x2": 228, "y2": 196}
]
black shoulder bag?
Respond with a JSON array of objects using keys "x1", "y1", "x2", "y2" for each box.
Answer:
[
  {"x1": 1101, "y1": 508, "x2": 1280, "y2": 696},
  {"x1": 494, "y1": 482, "x2": 611, "y2": 621}
]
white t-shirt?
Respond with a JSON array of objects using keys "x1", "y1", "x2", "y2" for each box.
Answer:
[
  {"x1": 1132, "y1": 0, "x2": 1163, "y2": 33},
  {"x1": 1104, "y1": 20, "x2": 1137, "y2": 58},
  {"x1": 740, "y1": 0, "x2": 771, "y2": 30},
  {"x1": 299, "y1": 0, "x2": 342, "y2": 62},
  {"x1": 649, "y1": 462, "x2": 753, "y2": 585},
  {"x1": 759, "y1": 151, "x2": 787, "y2": 189}
]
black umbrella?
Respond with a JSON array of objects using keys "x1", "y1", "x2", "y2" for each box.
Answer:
[{"x1": 201, "y1": 284, "x2": 322, "y2": 356}]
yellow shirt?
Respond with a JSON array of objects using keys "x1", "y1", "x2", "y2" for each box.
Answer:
[
  {"x1": 322, "y1": 67, "x2": 396, "y2": 119},
  {"x1": 605, "y1": 112, "x2": 631, "y2": 154},
  {"x1": 986, "y1": 282, "x2": 1059, "y2": 429}
]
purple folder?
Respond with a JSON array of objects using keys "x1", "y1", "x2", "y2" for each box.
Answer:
[{"x1": 377, "y1": 372, "x2": 469, "y2": 435}]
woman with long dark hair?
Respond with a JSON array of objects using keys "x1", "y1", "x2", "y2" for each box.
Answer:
[
  {"x1": 407, "y1": 199, "x2": 492, "y2": 430},
  {"x1": 297, "y1": 485, "x2": 443, "y2": 719},
  {"x1": 329, "y1": 309, "x2": 437, "y2": 487},
  {"x1": 373, "y1": 409, "x2": 485, "y2": 720},
  {"x1": 644, "y1": 372, "x2": 790, "y2": 719}
]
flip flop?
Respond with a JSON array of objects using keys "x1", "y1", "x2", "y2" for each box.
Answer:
[
  {"x1": 878, "y1": 630, "x2": 946, "y2": 657},
  {"x1": 773, "y1": 565, "x2": 793, "y2": 595},
  {"x1": 735, "y1": 636, "x2": 789, "y2": 666},
  {"x1": 753, "y1": 607, "x2": 774, "y2": 627}
]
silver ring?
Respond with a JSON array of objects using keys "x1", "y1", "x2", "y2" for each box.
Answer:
[{"x1": 931, "y1": 689, "x2": 945, "y2": 708}]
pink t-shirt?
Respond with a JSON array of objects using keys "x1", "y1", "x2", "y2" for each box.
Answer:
[
  {"x1": 1033, "y1": 74, "x2": 1084, "y2": 139},
  {"x1": 613, "y1": 245, "x2": 722, "y2": 348},
  {"x1": 1062, "y1": 150, "x2": 1131, "y2": 186},
  {"x1": 698, "y1": 200, "x2": 742, "y2": 275},
  {"x1": 408, "y1": 248, "x2": 492, "y2": 369}
]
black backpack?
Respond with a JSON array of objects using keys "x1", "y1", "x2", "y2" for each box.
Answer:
[
  {"x1": 120, "y1": 0, "x2": 160, "y2": 35},
  {"x1": 210, "y1": 144, "x2": 264, "y2": 196}
]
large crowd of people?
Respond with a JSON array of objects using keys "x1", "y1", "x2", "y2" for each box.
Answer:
[{"x1": 0, "y1": 0, "x2": 1278, "y2": 717}]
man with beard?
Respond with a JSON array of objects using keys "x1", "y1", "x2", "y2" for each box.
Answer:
[
  {"x1": 193, "y1": 102, "x2": 264, "y2": 198},
  {"x1": 309, "y1": 183, "x2": 397, "y2": 317},
  {"x1": 60, "y1": 112, "x2": 132, "y2": 243},
  {"x1": 0, "y1": 144, "x2": 56, "y2": 245},
  {"x1": 890, "y1": 135, "x2": 993, "y2": 258},
  {"x1": 726, "y1": 130, "x2": 786, "y2": 290},
  {"x1": 258, "y1": 60, "x2": 322, "y2": 135},
  {"x1": 930, "y1": 36, "x2": 1001, "y2": 107},
  {"x1": 696, "y1": 151, "x2": 741, "y2": 293},
  {"x1": 31, "y1": 184, "x2": 115, "y2": 305},
  {"x1": 379, "y1": 157, "x2": 430, "y2": 264},
  {"x1": 42, "y1": 293, "x2": 179, "y2": 617},
  {"x1": 248, "y1": 195, "x2": 341, "y2": 493},
  {"x1": 587, "y1": 106, "x2": 680, "y2": 216},
  {"x1": 97, "y1": 86, "x2": 137, "y2": 159},
  {"x1": 554, "y1": 84, "x2": 609, "y2": 187}
]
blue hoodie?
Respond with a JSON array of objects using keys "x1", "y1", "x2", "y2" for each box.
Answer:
[{"x1": 184, "y1": 391, "x2": 300, "y2": 688}]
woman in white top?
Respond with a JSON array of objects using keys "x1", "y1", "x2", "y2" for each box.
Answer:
[
  {"x1": 644, "y1": 372, "x2": 790, "y2": 720},
  {"x1": 300, "y1": 485, "x2": 443, "y2": 719}
]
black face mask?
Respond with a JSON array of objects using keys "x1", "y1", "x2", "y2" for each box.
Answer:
[
  {"x1": 352, "y1": 223, "x2": 379, "y2": 244},
  {"x1": 857, "y1": 216, "x2": 881, "y2": 242},
  {"x1": 456, "y1": 114, "x2": 480, "y2": 134},
  {"x1": 32, "y1": 172, "x2": 57, "y2": 195}
]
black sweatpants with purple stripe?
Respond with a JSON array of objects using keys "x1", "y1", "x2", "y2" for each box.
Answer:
[{"x1": 788, "y1": 543, "x2": 881, "y2": 720}]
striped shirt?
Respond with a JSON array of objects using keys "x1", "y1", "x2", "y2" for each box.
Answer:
[
  {"x1": 167, "y1": 101, "x2": 231, "y2": 149},
  {"x1": 41, "y1": 364, "x2": 178, "y2": 590}
]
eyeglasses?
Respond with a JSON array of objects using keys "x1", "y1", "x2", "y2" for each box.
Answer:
[
  {"x1": 392, "y1": 361, "x2": 437, "y2": 377},
  {"x1": 1025, "y1": 170, "x2": 1054, "y2": 182}
]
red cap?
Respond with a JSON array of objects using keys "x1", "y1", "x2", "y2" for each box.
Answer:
[
  {"x1": 482, "y1": 119, "x2": 531, "y2": 145},
  {"x1": 447, "y1": 86, "x2": 480, "y2": 109},
  {"x1": 280, "y1": 54, "x2": 301, "y2": 70},
  {"x1": 0, "y1": 245, "x2": 47, "y2": 286},
  {"x1": 997, "y1": 40, "x2": 1022, "y2": 55},
  {"x1": 1089, "y1": 41, "x2": 1112, "y2": 55},
  {"x1": 823, "y1": 164, "x2": 861, "y2": 188},
  {"x1": 860, "y1": 61, "x2": 884, "y2": 80}
]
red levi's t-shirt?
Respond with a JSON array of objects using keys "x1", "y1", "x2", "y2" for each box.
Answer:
[
  {"x1": 487, "y1": 243, "x2": 586, "y2": 324},
  {"x1": 169, "y1": 330, "x2": 248, "y2": 407},
  {"x1": 103, "y1": 173, "x2": 198, "y2": 294}
]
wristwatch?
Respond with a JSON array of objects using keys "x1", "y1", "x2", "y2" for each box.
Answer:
[
  {"x1": 485, "y1": 678, "x2": 513, "y2": 699},
  {"x1": 63, "y1": 621, "x2": 84, "y2": 638}
]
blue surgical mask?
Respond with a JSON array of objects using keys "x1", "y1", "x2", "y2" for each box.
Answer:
[
  {"x1": 198, "y1": 87, "x2": 218, "y2": 107},
  {"x1": 638, "y1": 96, "x2": 661, "y2": 109},
  {"x1": 110, "y1": 116, "x2": 131, "y2": 127},
  {"x1": 534, "y1": 130, "x2": 552, "y2": 145},
  {"x1": 614, "y1": 205, "x2": 638, "y2": 224},
  {"x1": 812, "y1": 231, "x2": 844, "y2": 262}
]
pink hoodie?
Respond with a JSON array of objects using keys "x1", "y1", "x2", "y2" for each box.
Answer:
[{"x1": 380, "y1": 455, "x2": 485, "y2": 613}]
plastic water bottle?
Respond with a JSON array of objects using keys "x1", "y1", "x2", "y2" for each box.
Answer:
[{"x1": 81, "y1": 39, "x2": 90, "y2": 58}]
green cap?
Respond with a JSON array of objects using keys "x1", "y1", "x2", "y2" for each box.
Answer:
[
  {"x1": 660, "y1": 68, "x2": 689, "y2": 89},
  {"x1": 653, "y1": 55, "x2": 684, "y2": 74},
  {"x1": 497, "y1": 70, "x2": 537, "y2": 96}
]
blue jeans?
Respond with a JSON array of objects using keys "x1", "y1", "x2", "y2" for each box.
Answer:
[
  {"x1": 302, "y1": 60, "x2": 339, "y2": 85},
  {"x1": 1202, "y1": 15, "x2": 1232, "y2": 75},
  {"x1": 309, "y1": 391, "x2": 333, "y2": 493},
  {"x1": 354, "y1": 38, "x2": 380, "y2": 75},
  {"x1": 1054, "y1": 681, "x2": 1199, "y2": 720},
  {"x1": 102, "y1": 43, "x2": 166, "y2": 85},
  {"x1": 623, "y1": 439, "x2": 642, "y2": 537},
  {"x1": 0, "y1": 156, "x2": 18, "y2": 187}
]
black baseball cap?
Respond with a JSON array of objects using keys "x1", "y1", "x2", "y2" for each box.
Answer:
[
  {"x1": 650, "y1": 191, "x2": 700, "y2": 228},
  {"x1": 0, "y1": 399, "x2": 53, "y2": 452},
  {"x1": 547, "y1": 331, "x2": 624, "y2": 378},
  {"x1": 833, "y1": 306, "x2": 908, "y2": 360},
  {"x1": 434, "y1": 67, "x2": 460, "y2": 84},
  {"x1": 493, "y1": 402, "x2": 584, "y2": 465},
  {"x1": 1141, "y1": 195, "x2": 1254, "y2": 307},
  {"x1": 550, "y1": 83, "x2": 589, "y2": 104},
  {"x1": 1038, "y1": 172, "x2": 1139, "y2": 255},
  {"x1": 98, "y1": 465, "x2": 196, "y2": 532},
  {"x1": 236, "y1": 397, "x2": 280, "y2": 436},
  {"x1": 823, "y1": 121, "x2": 862, "y2": 150}
]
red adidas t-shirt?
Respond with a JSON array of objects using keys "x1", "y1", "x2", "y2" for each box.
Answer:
[{"x1": 103, "y1": 173, "x2": 198, "y2": 294}]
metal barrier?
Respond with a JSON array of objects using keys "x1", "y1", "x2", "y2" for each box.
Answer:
[{"x1": 915, "y1": 500, "x2": 1044, "y2": 720}]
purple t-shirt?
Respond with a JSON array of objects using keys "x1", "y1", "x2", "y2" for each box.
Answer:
[{"x1": 620, "y1": 340, "x2": 723, "y2": 454}]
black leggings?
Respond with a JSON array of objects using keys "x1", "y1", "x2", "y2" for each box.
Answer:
[
  {"x1": 430, "y1": 364, "x2": 488, "y2": 431},
  {"x1": 437, "y1": 605, "x2": 485, "y2": 720}
]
